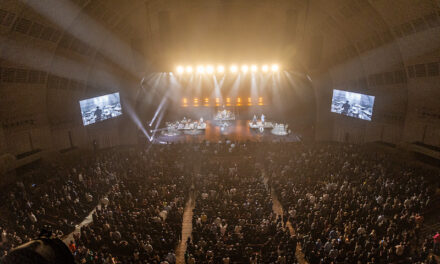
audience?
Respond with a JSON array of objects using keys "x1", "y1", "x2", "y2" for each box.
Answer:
[
  {"x1": 74, "y1": 145, "x2": 191, "y2": 263},
  {"x1": 187, "y1": 150, "x2": 296, "y2": 263},
  {"x1": 266, "y1": 143, "x2": 438, "y2": 264},
  {"x1": 0, "y1": 150, "x2": 124, "y2": 259},
  {"x1": 1, "y1": 141, "x2": 439, "y2": 264}
]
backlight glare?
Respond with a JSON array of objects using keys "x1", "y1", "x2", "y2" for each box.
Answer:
[
  {"x1": 206, "y1": 65, "x2": 214, "y2": 74},
  {"x1": 197, "y1": 65, "x2": 205, "y2": 73}
]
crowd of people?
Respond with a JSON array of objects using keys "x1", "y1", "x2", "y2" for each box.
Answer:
[
  {"x1": 72, "y1": 145, "x2": 193, "y2": 263},
  {"x1": 0, "y1": 150, "x2": 123, "y2": 259},
  {"x1": 187, "y1": 149, "x2": 296, "y2": 263},
  {"x1": 266, "y1": 143, "x2": 439, "y2": 263},
  {"x1": 0, "y1": 145, "x2": 195, "y2": 263},
  {"x1": 1, "y1": 141, "x2": 439, "y2": 264}
]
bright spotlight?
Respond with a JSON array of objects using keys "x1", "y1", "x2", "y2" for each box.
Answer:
[
  {"x1": 241, "y1": 65, "x2": 249, "y2": 73},
  {"x1": 197, "y1": 65, "x2": 205, "y2": 74},
  {"x1": 230, "y1": 65, "x2": 238, "y2": 73},
  {"x1": 271, "y1": 64, "x2": 279, "y2": 72},
  {"x1": 176, "y1": 66, "x2": 184, "y2": 74},
  {"x1": 251, "y1": 65, "x2": 258, "y2": 72},
  {"x1": 217, "y1": 65, "x2": 225, "y2": 73},
  {"x1": 206, "y1": 65, "x2": 214, "y2": 74},
  {"x1": 262, "y1": 65, "x2": 269, "y2": 72},
  {"x1": 186, "y1": 66, "x2": 193, "y2": 73}
]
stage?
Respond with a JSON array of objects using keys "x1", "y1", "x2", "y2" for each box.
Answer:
[{"x1": 152, "y1": 120, "x2": 301, "y2": 143}]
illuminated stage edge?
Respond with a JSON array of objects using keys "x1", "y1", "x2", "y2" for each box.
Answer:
[{"x1": 152, "y1": 120, "x2": 300, "y2": 144}]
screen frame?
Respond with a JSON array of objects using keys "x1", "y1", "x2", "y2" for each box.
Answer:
[
  {"x1": 330, "y1": 89, "x2": 375, "y2": 121},
  {"x1": 79, "y1": 92, "x2": 123, "y2": 126}
]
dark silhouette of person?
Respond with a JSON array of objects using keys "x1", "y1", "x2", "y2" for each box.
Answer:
[
  {"x1": 94, "y1": 106, "x2": 102, "y2": 122},
  {"x1": 342, "y1": 100, "x2": 350, "y2": 115}
]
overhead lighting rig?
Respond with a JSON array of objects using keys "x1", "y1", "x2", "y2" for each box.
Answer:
[{"x1": 175, "y1": 64, "x2": 280, "y2": 74}]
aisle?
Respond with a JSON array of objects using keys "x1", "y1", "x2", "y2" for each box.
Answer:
[
  {"x1": 62, "y1": 204, "x2": 100, "y2": 245},
  {"x1": 263, "y1": 171, "x2": 308, "y2": 264},
  {"x1": 176, "y1": 156, "x2": 200, "y2": 264},
  {"x1": 175, "y1": 192, "x2": 195, "y2": 264}
]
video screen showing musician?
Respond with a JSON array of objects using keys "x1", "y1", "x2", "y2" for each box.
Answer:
[
  {"x1": 94, "y1": 106, "x2": 102, "y2": 122},
  {"x1": 331, "y1": 90, "x2": 375, "y2": 121},
  {"x1": 80, "y1": 93, "x2": 122, "y2": 126},
  {"x1": 341, "y1": 100, "x2": 350, "y2": 115}
]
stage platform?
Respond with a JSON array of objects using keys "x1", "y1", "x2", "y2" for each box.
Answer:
[{"x1": 152, "y1": 120, "x2": 301, "y2": 143}]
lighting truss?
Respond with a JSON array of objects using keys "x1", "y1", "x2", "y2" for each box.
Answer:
[{"x1": 175, "y1": 64, "x2": 280, "y2": 74}]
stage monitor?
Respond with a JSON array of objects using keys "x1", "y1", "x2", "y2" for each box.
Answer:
[
  {"x1": 331, "y1": 89, "x2": 375, "y2": 121},
  {"x1": 79, "y1": 92, "x2": 122, "y2": 126}
]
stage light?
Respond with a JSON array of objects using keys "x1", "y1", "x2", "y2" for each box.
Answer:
[
  {"x1": 217, "y1": 65, "x2": 225, "y2": 73},
  {"x1": 271, "y1": 64, "x2": 279, "y2": 72},
  {"x1": 251, "y1": 65, "x2": 258, "y2": 72},
  {"x1": 248, "y1": 97, "x2": 252, "y2": 103},
  {"x1": 241, "y1": 65, "x2": 249, "y2": 73},
  {"x1": 186, "y1": 66, "x2": 193, "y2": 73},
  {"x1": 230, "y1": 65, "x2": 238, "y2": 73},
  {"x1": 183, "y1": 98, "x2": 187, "y2": 104},
  {"x1": 237, "y1": 97, "x2": 241, "y2": 103},
  {"x1": 262, "y1": 65, "x2": 269, "y2": 72},
  {"x1": 176, "y1": 66, "x2": 184, "y2": 74},
  {"x1": 197, "y1": 65, "x2": 205, "y2": 74},
  {"x1": 226, "y1": 98, "x2": 231, "y2": 103},
  {"x1": 206, "y1": 65, "x2": 214, "y2": 74}
]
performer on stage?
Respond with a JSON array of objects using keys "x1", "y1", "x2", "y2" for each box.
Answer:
[
  {"x1": 252, "y1": 114, "x2": 257, "y2": 124},
  {"x1": 261, "y1": 113, "x2": 265, "y2": 123}
]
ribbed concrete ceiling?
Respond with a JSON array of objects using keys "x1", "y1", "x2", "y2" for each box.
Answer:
[{"x1": 0, "y1": 0, "x2": 439, "y2": 152}]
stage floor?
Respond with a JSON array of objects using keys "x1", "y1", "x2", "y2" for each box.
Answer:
[{"x1": 153, "y1": 120, "x2": 301, "y2": 143}]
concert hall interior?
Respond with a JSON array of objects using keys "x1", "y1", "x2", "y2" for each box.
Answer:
[{"x1": 0, "y1": 1, "x2": 440, "y2": 264}]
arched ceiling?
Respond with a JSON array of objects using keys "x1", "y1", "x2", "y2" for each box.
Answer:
[{"x1": 0, "y1": 0, "x2": 439, "y2": 153}]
